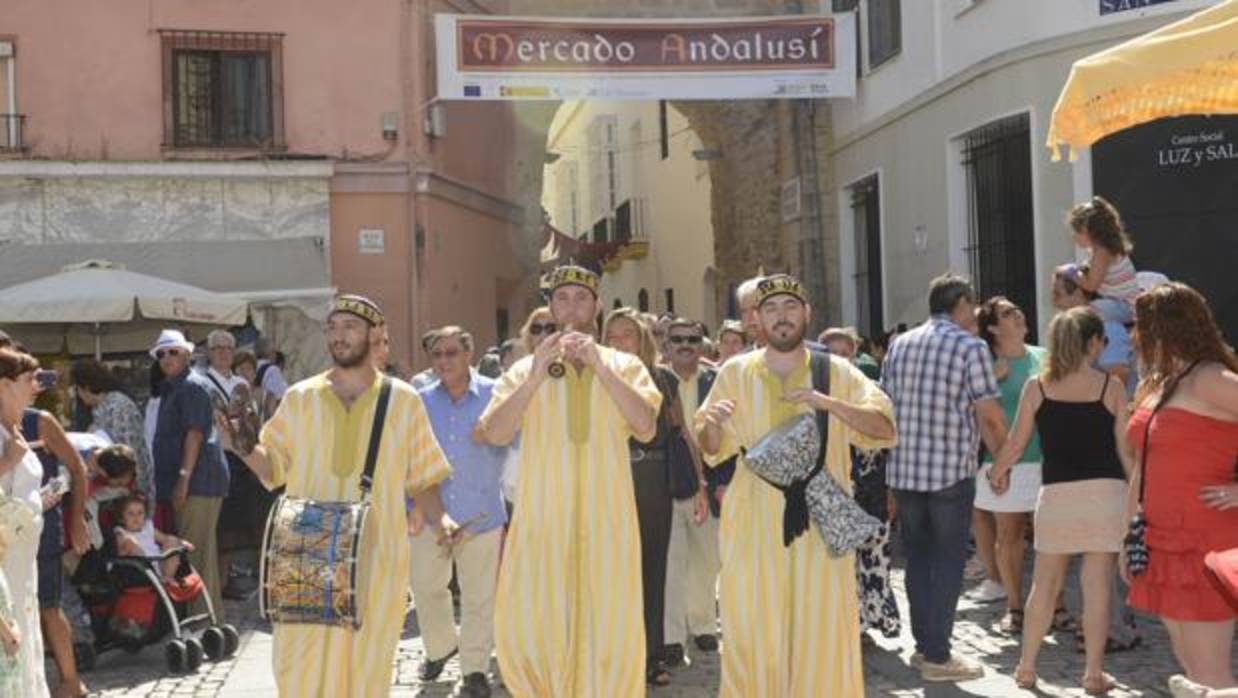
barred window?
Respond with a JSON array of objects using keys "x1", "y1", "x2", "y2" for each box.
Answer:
[
  {"x1": 160, "y1": 30, "x2": 284, "y2": 149},
  {"x1": 962, "y1": 113, "x2": 1038, "y2": 339}
]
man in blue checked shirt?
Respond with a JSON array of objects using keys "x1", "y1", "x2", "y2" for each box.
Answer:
[
  {"x1": 881, "y1": 274, "x2": 1009, "y2": 683},
  {"x1": 410, "y1": 326, "x2": 508, "y2": 698}
]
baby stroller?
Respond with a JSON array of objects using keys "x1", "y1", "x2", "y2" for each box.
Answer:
[{"x1": 70, "y1": 533, "x2": 240, "y2": 674}]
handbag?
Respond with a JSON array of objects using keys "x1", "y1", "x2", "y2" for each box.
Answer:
[
  {"x1": 1124, "y1": 361, "x2": 1199, "y2": 578},
  {"x1": 655, "y1": 368, "x2": 701, "y2": 500},
  {"x1": 258, "y1": 376, "x2": 392, "y2": 628}
]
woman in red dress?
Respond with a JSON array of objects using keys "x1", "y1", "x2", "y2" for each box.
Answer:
[{"x1": 1121, "y1": 283, "x2": 1238, "y2": 696}]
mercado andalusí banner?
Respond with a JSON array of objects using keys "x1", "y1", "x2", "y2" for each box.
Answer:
[{"x1": 433, "y1": 13, "x2": 856, "y2": 101}]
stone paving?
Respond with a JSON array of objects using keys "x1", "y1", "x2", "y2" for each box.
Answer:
[{"x1": 50, "y1": 556, "x2": 1235, "y2": 697}]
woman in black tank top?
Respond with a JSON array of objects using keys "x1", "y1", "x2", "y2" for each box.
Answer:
[{"x1": 989, "y1": 307, "x2": 1136, "y2": 695}]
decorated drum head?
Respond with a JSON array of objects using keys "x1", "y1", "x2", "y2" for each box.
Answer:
[{"x1": 744, "y1": 412, "x2": 820, "y2": 487}]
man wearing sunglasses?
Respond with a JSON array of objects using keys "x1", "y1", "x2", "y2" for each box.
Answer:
[
  {"x1": 410, "y1": 326, "x2": 508, "y2": 697},
  {"x1": 662, "y1": 318, "x2": 721, "y2": 666},
  {"x1": 480, "y1": 264, "x2": 661, "y2": 697},
  {"x1": 149, "y1": 329, "x2": 231, "y2": 622}
]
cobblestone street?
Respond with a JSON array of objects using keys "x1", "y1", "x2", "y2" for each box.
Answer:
[{"x1": 55, "y1": 552, "x2": 1237, "y2": 697}]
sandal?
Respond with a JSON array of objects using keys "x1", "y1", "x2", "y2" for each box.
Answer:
[
  {"x1": 1014, "y1": 665, "x2": 1037, "y2": 690},
  {"x1": 647, "y1": 661, "x2": 671, "y2": 687},
  {"x1": 1051, "y1": 607, "x2": 1078, "y2": 633},
  {"x1": 999, "y1": 608, "x2": 1024, "y2": 635},
  {"x1": 1082, "y1": 672, "x2": 1116, "y2": 695}
]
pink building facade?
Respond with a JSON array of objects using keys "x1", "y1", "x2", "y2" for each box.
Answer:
[{"x1": 1, "y1": 0, "x2": 532, "y2": 373}]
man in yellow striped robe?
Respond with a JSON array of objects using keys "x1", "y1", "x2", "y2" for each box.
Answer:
[
  {"x1": 480, "y1": 266, "x2": 662, "y2": 697},
  {"x1": 222, "y1": 295, "x2": 458, "y2": 696},
  {"x1": 696, "y1": 275, "x2": 896, "y2": 697}
]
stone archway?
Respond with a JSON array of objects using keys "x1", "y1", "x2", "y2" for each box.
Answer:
[{"x1": 501, "y1": 0, "x2": 841, "y2": 328}]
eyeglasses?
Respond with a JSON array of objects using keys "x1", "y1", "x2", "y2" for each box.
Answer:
[
  {"x1": 668, "y1": 335, "x2": 703, "y2": 345},
  {"x1": 529, "y1": 322, "x2": 556, "y2": 335},
  {"x1": 430, "y1": 348, "x2": 462, "y2": 360},
  {"x1": 155, "y1": 349, "x2": 183, "y2": 359}
]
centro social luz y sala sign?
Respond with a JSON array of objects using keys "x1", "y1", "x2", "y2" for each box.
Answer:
[{"x1": 434, "y1": 14, "x2": 857, "y2": 101}]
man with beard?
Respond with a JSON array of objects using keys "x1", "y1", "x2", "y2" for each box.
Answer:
[
  {"x1": 696, "y1": 274, "x2": 896, "y2": 697},
  {"x1": 479, "y1": 265, "x2": 662, "y2": 697},
  {"x1": 220, "y1": 294, "x2": 458, "y2": 696}
]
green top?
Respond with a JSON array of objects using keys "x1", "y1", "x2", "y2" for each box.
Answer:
[
  {"x1": 982, "y1": 344, "x2": 1046, "y2": 465},
  {"x1": 855, "y1": 353, "x2": 881, "y2": 381}
]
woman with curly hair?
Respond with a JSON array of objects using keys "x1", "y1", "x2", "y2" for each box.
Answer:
[{"x1": 1120, "y1": 283, "x2": 1238, "y2": 697}]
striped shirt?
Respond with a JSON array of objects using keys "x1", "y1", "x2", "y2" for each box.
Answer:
[{"x1": 882, "y1": 316, "x2": 1001, "y2": 492}]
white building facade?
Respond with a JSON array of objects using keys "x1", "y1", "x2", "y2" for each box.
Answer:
[{"x1": 828, "y1": 0, "x2": 1234, "y2": 341}]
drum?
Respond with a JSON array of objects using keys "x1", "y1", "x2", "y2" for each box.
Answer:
[
  {"x1": 259, "y1": 496, "x2": 371, "y2": 628},
  {"x1": 744, "y1": 413, "x2": 819, "y2": 486}
]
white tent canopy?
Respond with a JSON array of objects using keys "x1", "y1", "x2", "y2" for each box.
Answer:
[{"x1": 0, "y1": 260, "x2": 248, "y2": 357}]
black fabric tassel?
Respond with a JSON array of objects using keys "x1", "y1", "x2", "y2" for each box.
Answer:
[{"x1": 781, "y1": 476, "x2": 811, "y2": 547}]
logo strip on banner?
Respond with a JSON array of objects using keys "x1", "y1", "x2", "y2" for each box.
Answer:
[{"x1": 434, "y1": 14, "x2": 857, "y2": 101}]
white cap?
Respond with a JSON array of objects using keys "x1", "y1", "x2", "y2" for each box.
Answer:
[{"x1": 150, "y1": 329, "x2": 195, "y2": 359}]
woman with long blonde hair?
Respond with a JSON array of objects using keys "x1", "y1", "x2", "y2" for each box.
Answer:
[
  {"x1": 602, "y1": 307, "x2": 680, "y2": 686},
  {"x1": 990, "y1": 306, "x2": 1133, "y2": 695}
]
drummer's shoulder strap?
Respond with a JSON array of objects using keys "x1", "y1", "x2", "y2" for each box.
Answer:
[
  {"x1": 360, "y1": 376, "x2": 394, "y2": 495},
  {"x1": 808, "y1": 350, "x2": 832, "y2": 470}
]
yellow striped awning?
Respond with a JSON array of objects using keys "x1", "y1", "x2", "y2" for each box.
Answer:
[{"x1": 1047, "y1": 0, "x2": 1238, "y2": 161}]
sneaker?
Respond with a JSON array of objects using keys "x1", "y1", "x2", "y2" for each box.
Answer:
[
  {"x1": 461, "y1": 672, "x2": 492, "y2": 698},
  {"x1": 968, "y1": 579, "x2": 1006, "y2": 604},
  {"x1": 1168, "y1": 675, "x2": 1210, "y2": 698},
  {"x1": 920, "y1": 655, "x2": 985, "y2": 682}
]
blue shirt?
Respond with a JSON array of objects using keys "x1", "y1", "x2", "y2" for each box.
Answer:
[
  {"x1": 882, "y1": 316, "x2": 1002, "y2": 492},
  {"x1": 417, "y1": 372, "x2": 508, "y2": 534},
  {"x1": 153, "y1": 369, "x2": 231, "y2": 499},
  {"x1": 1098, "y1": 319, "x2": 1138, "y2": 396}
]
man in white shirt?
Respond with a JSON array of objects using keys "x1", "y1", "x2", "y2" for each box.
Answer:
[
  {"x1": 201, "y1": 330, "x2": 246, "y2": 403},
  {"x1": 254, "y1": 337, "x2": 288, "y2": 401}
]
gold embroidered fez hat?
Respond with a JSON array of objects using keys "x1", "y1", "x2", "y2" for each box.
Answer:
[
  {"x1": 755, "y1": 274, "x2": 808, "y2": 306},
  {"x1": 545, "y1": 264, "x2": 600, "y2": 297},
  {"x1": 331, "y1": 294, "x2": 385, "y2": 326}
]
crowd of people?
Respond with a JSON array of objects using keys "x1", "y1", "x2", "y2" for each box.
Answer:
[{"x1": 0, "y1": 198, "x2": 1234, "y2": 698}]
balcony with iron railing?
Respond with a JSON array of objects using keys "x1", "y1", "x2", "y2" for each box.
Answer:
[
  {"x1": 601, "y1": 197, "x2": 649, "y2": 272},
  {"x1": 1, "y1": 114, "x2": 26, "y2": 152}
]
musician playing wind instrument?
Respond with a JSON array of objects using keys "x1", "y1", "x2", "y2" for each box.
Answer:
[
  {"x1": 695, "y1": 274, "x2": 896, "y2": 697},
  {"x1": 479, "y1": 265, "x2": 662, "y2": 697},
  {"x1": 220, "y1": 294, "x2": 457, "y2": 697}
]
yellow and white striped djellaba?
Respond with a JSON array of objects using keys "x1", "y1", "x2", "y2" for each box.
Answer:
[
  {"x1": 484, "y1": 346, "x2": 662, "y2": 697},
  {"x1": 694, "y1": 349, "x2": 896, "y2": 698},
  {"x1": 258, "y1": 372, "x2": 452, "y2": 697}
]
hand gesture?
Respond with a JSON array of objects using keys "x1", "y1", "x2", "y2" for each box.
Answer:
[
  {"x1": 702, "y1": 400, "x2": 736, "y2": 429},
  {"x1": 173, "y1": 477, "x2": 189, "y2": 512},
  {"x1": 69, "y1": 515, "x2": 89, "y2": 555},
  {"x1": 562, "y1": 332, "x2": 601, "y2": 368},
  {"x1": 214, "y1": 413, "x2": 237, "y2": 454},
  {"x1": 988, "y1": 465, "x2": 1011, "y2": 495},
  {"x1": 692, "y1": 489, "x2": 709, "y2": 525},
  {"x1": 530, "y1": 331, "x2": 563, "y2": 377},
  {"x1": 180, "y1": 539, "x2": 195, "y2": 552},
  {"x1": 434, "y1": 513, "x2": 461, "y2": 547},
  {"x1": 1200, "y1": 484, "x2": 1238, "y2": 511},
  {"x1": 0, "y1": 622, "x2": 19, "y2": 658}
]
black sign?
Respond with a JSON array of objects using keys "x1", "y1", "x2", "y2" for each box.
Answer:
[
  {"x1": 1093, "y1": 115, "x2": 1238, "y2": 344},
  {"x1": 1099, "y1": 0, "x2": 1179, "y2": 15}
]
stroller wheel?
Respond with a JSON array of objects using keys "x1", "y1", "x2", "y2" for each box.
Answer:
[
  {"x1": 221, "y1": 624, "x2": 240, "y2": 658},
  {"x1": 202, "y1": 626, "x2": 226, "y2": 661},
  {"x1": 165, "y1": 640, "x2": 187, "y2": 673},
  {"x1": 184, "y1": 637, "x2": 204, "y2": 672},
  {"x1": 73, "y1": 641, "x2": 97, "y2": 672}
]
